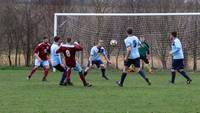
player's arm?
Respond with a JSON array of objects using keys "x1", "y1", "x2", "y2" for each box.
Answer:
[
  {"x1": 125, "y1": 47, "x2": 131, "y2": 61},
  {"x1": 102, "y1": 48, "x2": 111, "y2": 64},
  {"x1": 56, "y1": 46, "x2": 64, "y2": 54},
  {"x1": 33, "y1": 46, "x2": 42, "y2": 61},
  {"x1": 124, "y1": 40, "x2": 131, "y2": 61},
  {"x1": 170, "y1": 41, "x2": 181, "y2": 54},
  {"x1": 74, "y1": 42, "x2": 83, "y2": 51}
]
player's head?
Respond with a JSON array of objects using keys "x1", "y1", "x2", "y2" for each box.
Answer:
[
  {"x1": 170, "y1": 31, "x2": 177, "y2": 40},
  {"x1": 97, "y1": 40, "x2": 104, "y2": 47},
  {"x1": 43, "y1": 37, "x2": 49, "y2": 44},
  {"x1": 66, "y1": 37, "x2": 72, "y2": 43},
  {"x1": 126, "y1": 27, "x2": 133, "y2": 35},
  {"x1": 139, "y1": 35, "x2": 145, "y2": 42},
  {"x1": 54, "y1": 36, "x2": 61, "y2": 44}
]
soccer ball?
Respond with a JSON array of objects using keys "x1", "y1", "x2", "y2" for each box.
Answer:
[{"x1": 110, "y1": 39, "x2": 118, "y2": 46}]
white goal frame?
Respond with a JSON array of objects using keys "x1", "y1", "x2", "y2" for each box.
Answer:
[{"x1": 54, "y1": 13, "x2": 200, "y2": 37}]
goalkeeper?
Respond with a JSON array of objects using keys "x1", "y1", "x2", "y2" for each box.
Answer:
[{"x1": 138, "y1": 35, "x2": 153, "y2": 74}]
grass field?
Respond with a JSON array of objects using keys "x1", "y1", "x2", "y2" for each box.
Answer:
[{"x1": 0, "y1": 68, "x2": 200, "y2": 113}]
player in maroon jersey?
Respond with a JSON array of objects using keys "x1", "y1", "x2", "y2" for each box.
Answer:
[
  {"x1": 27, "y1": 37, "x2": 51, "y2": 81},
  {"x1": 56, "y1": 37, "x2": 92, "y2": 87}
]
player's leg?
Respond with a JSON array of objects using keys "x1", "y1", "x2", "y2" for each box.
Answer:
[
  {"x1": 42, "y1": 60, "x2": 49, "y2": 81},
  {"x1": 83, "y1": 61, "x2": 93, "y2": 77},
  {"x1": 134, "y1": 58, "x2": 151, "y2": 85},
  {"x1": 116, "y1": 59, "x2": 131, "y2": 87},
  {"x1": 54, "y1": 64, "x2": 67, "y2": 85},
  {"x1": 141, "y1": 56, "x2": 153, "y2": 74},
  {"x1": 27, "y1": 59, "x2": 40, "y2": 80},
  {"x1": 170, "y1": 59, "x2": 177, "y2": 84},
  {"x1": 176, "y1": 59, "x2": 192, "y2": 84},
  {"x1": 74, "y1": 62, "x2": 92, "y2": 87},
  {"x1": 98, "y1": 60, "x2": 109, "y2": 80},
  {"x1": 65, "y1": 68, "x2": 73, "y2": 86}
]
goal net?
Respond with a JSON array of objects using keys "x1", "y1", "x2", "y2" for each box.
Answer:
[{"x1": 54, "y1": 13, "x2": 200, "y2": 70}]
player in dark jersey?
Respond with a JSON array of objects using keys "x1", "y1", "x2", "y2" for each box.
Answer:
[
  {"x1": 56, "y1": 37, "x2": 92, "y2": 87},
  {"x1": 27, "y1": 37, "x2": 51, "y2": 81}
]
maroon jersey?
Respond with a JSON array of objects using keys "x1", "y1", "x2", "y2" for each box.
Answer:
[
  {"x1": 56, "y1": 44, "x2": 83, "y2": 67},
  {"x1": 34, "y1": 42, "x2": 51, "y2": 60}
]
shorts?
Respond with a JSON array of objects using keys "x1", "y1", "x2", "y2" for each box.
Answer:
[
  {"x1": 53, "y1": 64, "x2": 66, "y2": 72},
  {"x1": 172, "y1": 59, "x2": 184, "y2": 70},
  {"x1": 35, "y1": 59, "x2": 49, "y2": 67},
  {"x1": 87, "y1": 60, "x2": 103, "y2": 68},
  {"x1": 124, "y1": 58, "x2": 140, "y2": 68},
  {"x1": 140, "y1": 56, "x2": 149, "y2": 64}
]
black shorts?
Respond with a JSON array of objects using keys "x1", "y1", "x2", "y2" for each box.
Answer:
[
  {"x1": 53, "y1": 64, "x2": 66, "y2": 72},
  {"x1": 140, "y1": 56, "x2": 149, "y2": 64},
  {"x1": 87, "y1": 60, "x2": 103, "y2": 68},
  {"x1": 172, "y1": 59, "x2": 184, "y2": 70},
  {"x1": 124, "y1": 58, "x2": 140, "y2": 68}
]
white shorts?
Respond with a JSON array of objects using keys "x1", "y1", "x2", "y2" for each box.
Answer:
[{"x1": 34, "y1": 59, "x2": 49, "y2": 67}]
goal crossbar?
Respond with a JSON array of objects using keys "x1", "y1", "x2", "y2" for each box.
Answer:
[{"x1": 54, "y1": 13, "x2": 200, "y2": 36}]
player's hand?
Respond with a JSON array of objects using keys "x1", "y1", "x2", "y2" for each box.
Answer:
[
  {"x1": 147, "y1": 55, "x2": 151, "y2": 60},
  {"x1": 61, "y1": 64, "x2": 65, "y2": 68},
  {"x1": 124, "y1": 57, "x2": 128, "y2": 62},
  {"x1": 74, "y1": 42, "x2": 79, "y2": 45},
  {"x1": 169, "y1": 51, "x2": 172, "y2": 55},
  {"x1": 38, "y1": 58, "x2": 42, "y2": 62},
  {"x1": 107, "y1": 60, "x2": 112, "y2": 64}
]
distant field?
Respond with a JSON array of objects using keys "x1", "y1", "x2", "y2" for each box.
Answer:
[{"x1": 0, "y1": 69, "x2": 200, "y2": 113}]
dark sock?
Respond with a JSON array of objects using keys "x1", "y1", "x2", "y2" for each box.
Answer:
[
  {"x1": 60, "y1": 70, "x2": 67, "y2": 84},
  {"x1": 84, "y1": 70, "x2": 88, "y2": 76},
  {"x1": 79, "y1": 72, "x2": 87, "y2": 84},
  {"x1": 120, "y1": 73, "x2": 127, "y2": 85},
  {"x1": 138, "y1": 70, "x2": 146, "y2": 79},
  {"x1": 101, "y1": 68, "x2": 106, "y2": 77},
  {"x1": 178, "y1": 70, "x2": 191, "y2": 80},
  {"x1": 171, "y1": 71, "x2": 176, "y2": 83}
]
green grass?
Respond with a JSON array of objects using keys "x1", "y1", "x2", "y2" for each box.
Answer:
[{"x1": 0, "y1": 69, "x2": 200, "y2": 113}]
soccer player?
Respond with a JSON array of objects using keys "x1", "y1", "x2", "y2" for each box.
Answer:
[
  {"x1": 27, "y1": 37, "x2": 51, "y2": 81},
  {"x1": 56, "y1": 37, "x2": 92, "y2": 87},
  {"x1": 169, "y1": 32, "x2": 192, "y2": 84},
  {"x1": 84, "y1": 40, "x2": 111, "y2": 80},
  {"x1": 139, "y1": 35, "x2": 153, "y2": 73},
  {"x1": 116, "y1": 28, "x2": 151, "y2": 87},
  {"x1": 50, "y1": 36, "x2": 68, "y2": 85}
]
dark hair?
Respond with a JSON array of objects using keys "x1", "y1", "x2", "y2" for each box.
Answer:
[
  {"x1": 171, "y1": 32, "x2": 177, "y2": 37},
  {"x1": 67, "y1": 37, "x2": 72, "y2": 43},
  {"x1": 43, "y1": 36, "x2": 48, "y2": 40},
  {"x1": 126, "y1": 28, "x2": 133, "y2": 35},
  {"x1": 54, "y1": 36, "x2": 60, "y2": 42}
]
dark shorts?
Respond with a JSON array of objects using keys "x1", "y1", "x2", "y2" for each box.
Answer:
[
  {"x1": 124, "y1": 58, "x2": 140, "y2": 68},
  {"x1": 172, "y1": 59, "x2": 184, "y2": 70},
  {"x1": 53, "y1": 64, "x2": 66, "y2": 72},
  {"x1": 87, "y1": 60, "x2": 103, "y2": 68},
  {"x1": 140, "y1": 56, "x2": 149, "y2": 64}
]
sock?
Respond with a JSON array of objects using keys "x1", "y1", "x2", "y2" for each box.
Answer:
[
  {"x1": 79, "y1": 72, "x2": 87, "y2": 84},
  {"x1": 84, "y1": 70, "x2": 88, "y2": 76},
  {"x1": 120, "y1": 73, "x2": 127, "y2": 85},
  {"x1": 171, "y1": 71, "x2": 176, "y2": 83},
  {"x1": 60, "y1": 70, "x2": 67, "y2": 84},
  {"x1": 43, "y1": 68, "x2": 49, "y2": 78},
  {"x1": 66, "y1": 69, "x2": 71, "y2": 82},
  {"x1": 101, "y1": 68, "x2": 106, "y2": 77},
  {"x1": 178, "y1": 70, "x2": 191, "y2": 80},
  {"x1": 29, "y1": 68, "x2": 37, "y2": 77},
  {"x1": 138, "y1": 70, "x2": 146, "y2": 79}
]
